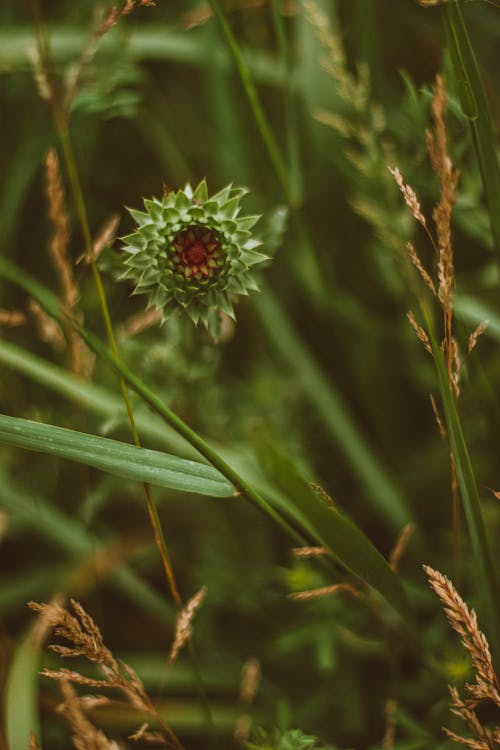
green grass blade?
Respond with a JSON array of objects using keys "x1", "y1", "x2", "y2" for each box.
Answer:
[
  {"x1": 423, "y1": 305, "x2": 500, "y2": 655},
  {"x1": 0, "y1": 338, "x2": 189, "y2": 455},
  {"x1": 207, "y1": 0, "x2": 293, "y2": 203},
  {"x1": 4, "y1": 632, "x2": 42, "y2": 750},
  {"x1": 444, "y1": 2, "x2": 500, "y2": 253},
  {"x1": 0, "y1": 414, "x2": 234, "y2": 498},
  {"x1": 260, "y1": 449, "x2": 412, "y2": 622},
  {"x1": 256, "y1": 288, "x2": 411, "y2": 528}
]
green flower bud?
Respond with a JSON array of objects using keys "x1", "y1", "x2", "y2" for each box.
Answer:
[{"x1": 120, "y1": 180, "x2": 268, "y2": 337}]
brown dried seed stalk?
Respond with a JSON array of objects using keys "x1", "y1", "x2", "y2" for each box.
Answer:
[
  {"x1": 234, "y1": 657, "x2": 261, "y2": 743},
  {"x1": 310, "y1": 482, "x2": 335, "y2": 507},
  {"x1": 424, "y1": 566, "x2": 500, "y2": 705},
  {"x1": 0, "y1": 309, "x2": 27, "y2": 327},
  {"x1": 45, "y1": 149, "x2": 89, "y2": 375},
  {"x1": 30, "y1": 599, "x2": 184, "y2": 750},
  {"x1": 388, "y1": 166, "x2": 428, "y2": 229},
  {"x1": 445, "y1": 687, "x2": 497, "y2": 750},
  {"x1": 383, "y1": 700, "x2": 397, "y2": 750},
  {"x1": 119, "y1": 308, "x2": 162, "y2": 339},
  {"x1": 85, "y1": 214, "x2": 120, "y2": 265},
  {"x1": 429, "y1": 394, "x2": 446, "y2": 440},
  {"x1": 288, "y1": 582, "x2": 361, "y2": 601},
  {"x1": 168, "y1": 587, "x2": 207, "y2": 665},
  {"x1": 293, "y1": 546, "x2": 330, "y2": 558},
  {"x1": 27, "y1": 300, "x2": 66, "y2": 351},
  {"x1": 406, "y1": 242, "x2": 436, "y2": 296},
  {"x1": 389, "y1": 523, "x2": 415, "y2": 571},
  {"x1": 468, "y1": 321, "x2": 488, "y2": 354},
  {"x1": 45, "y1": 149, "x2": 77, "y2": 310},
  {"x1": 427, "y1": 75, "x2": 459, "y2": 314},
  {"x1": 59, "y1": 680, "x2": 119, "y2": 750},
  {"x1": 407, "y1": 310, "x2": 432, "y2": 354}
]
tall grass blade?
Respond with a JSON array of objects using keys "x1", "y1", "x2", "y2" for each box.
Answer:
[
  {"x1": 444, "y1": 2, "x2": 500, "y2": 253},
  {"x1": 256, "y1": 289, "x2": 411, "y2": 528},
  {"x1": 4, "y1": 632, "x2": 42, "y2": 750},
  {"x1": 0, "y1": 414, "x2": 234, "y2": 498},
  {"x1": 423, "y1": 305, "x2": 500, "y2": 656}
]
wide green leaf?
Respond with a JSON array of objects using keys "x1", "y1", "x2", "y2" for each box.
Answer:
[{"x1": 0, "y1": 414, "x2": 234, "y2": 498}]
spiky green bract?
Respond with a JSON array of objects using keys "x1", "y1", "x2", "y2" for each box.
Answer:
[{"x1": 120, "y1": 180, "x2": 267, "y2": 338}]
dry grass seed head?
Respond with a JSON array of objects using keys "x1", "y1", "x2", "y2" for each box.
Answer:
[
  {"x1": 45, "y1": 149, "x2": 77, "y2": 310},
  {"x1": 429, "y1": 394, "x2": 447, "y2": 440},
  {"x1": 427, "y1": 75, "x2": 459, "y2": 312},
  {"x1": 27, "y1": 300, "x2": 66, "y2": 351},
  {"x1": 292, "y1": 546, "x2": 331, "y2": 558},
  {"x1": 169, "y1": 586, "x2": 207, "y2": 665},
  {"x1": 288, "y1": 582, "x2": 362, "y2": 602},
  {"x1": 0, "y1": 309, "x2": 27, "y2": 327},
  {"x1": 468, "y1": 322, "x2": 488, "y2": 354},
  {"x1": 423, "y1": 567, "x2": 500, "y2": 705},
  {"x1": 388, "y1": 167, "x2": 428, "y2": 230},
  {"x1": 406, "y1": 241, "x2": 436, "y2": 296},
  {"x1": 58, "y1": 679, "x2": 119, "y2": 750},
  {"x1": 444, "y1": 687, "x2": 498, "y2": 750},
  {"x1": 389, "y1": 523, "x2": 415, "y2": 571},
  {"x1": 407, "y1": 310, "x2": 432, "y2": 354},
  {"x1": 84, "y1": 214, "x2": 120, "y2": 265}
]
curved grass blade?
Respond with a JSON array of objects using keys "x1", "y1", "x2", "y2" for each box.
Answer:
[
  {"x1": 259, "y1": 448, "x2": 412, "y2": 623},
  {"x1": 0, "y1": 414, "x2": 234, "y2": 498},
  {"x1": 0, "y1": 255, "x2": 413, "y2": 621}
]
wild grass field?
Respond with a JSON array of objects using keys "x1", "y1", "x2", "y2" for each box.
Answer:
[{"x1": 0, "y1": 1, "x2": 500, "y2": 748}]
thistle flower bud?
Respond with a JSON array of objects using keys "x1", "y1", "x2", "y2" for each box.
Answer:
[{"x1": 120, "y1": 180, "x2": 268, "y2": 337}]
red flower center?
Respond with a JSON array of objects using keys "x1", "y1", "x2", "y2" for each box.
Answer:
[
  {"x1": 185, "y1": 242, "x2": 208, "y2": 266},
  {"x1": 171, "y1": 226, "x2": 222, "y2": 281}
]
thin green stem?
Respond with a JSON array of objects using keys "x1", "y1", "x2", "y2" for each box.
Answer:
[
  {"x1": 207, "y1": 0, "x2": 294, "y2": 204},
  {"x1": 422, "y1": 301, "x2": 500, "y2": 660},
  {"x1": 31, "y1": 4, "x2": 216, "y2": 739}
]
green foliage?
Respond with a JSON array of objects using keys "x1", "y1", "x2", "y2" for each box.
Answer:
[
  {"x1": 1, "y1": 1, "x2": 500, "y2": 749},
  {"x1": 247, "y1": 727, "x2": 335, "y2": 750}
]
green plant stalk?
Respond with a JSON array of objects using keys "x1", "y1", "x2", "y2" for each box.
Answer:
[
  {"x1": 0, "y1": 257, "x2": 415, "y2": 622},
  {"x1": 31, "y1": 5, "x2": 216, "y2": 739},
  {"x1": 443, "y1": 1, "x2": 500, "y2": 254},
  {"x1": 422, "y1": 302, "x2": 500, "y2": 659},
  {"x1": 31, "y1": 0, "x2": 182, "y2": 607},
  {"x1": 208, "y1": 0, "x2": 293, "y2": 204},
  {"x1": 270, "y1": 0, "x2": 302, "y2": 203}
]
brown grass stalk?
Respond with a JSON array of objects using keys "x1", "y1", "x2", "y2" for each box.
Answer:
[{"x1": 29, "y1": 599, "x2": 185, "y2": 750}]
